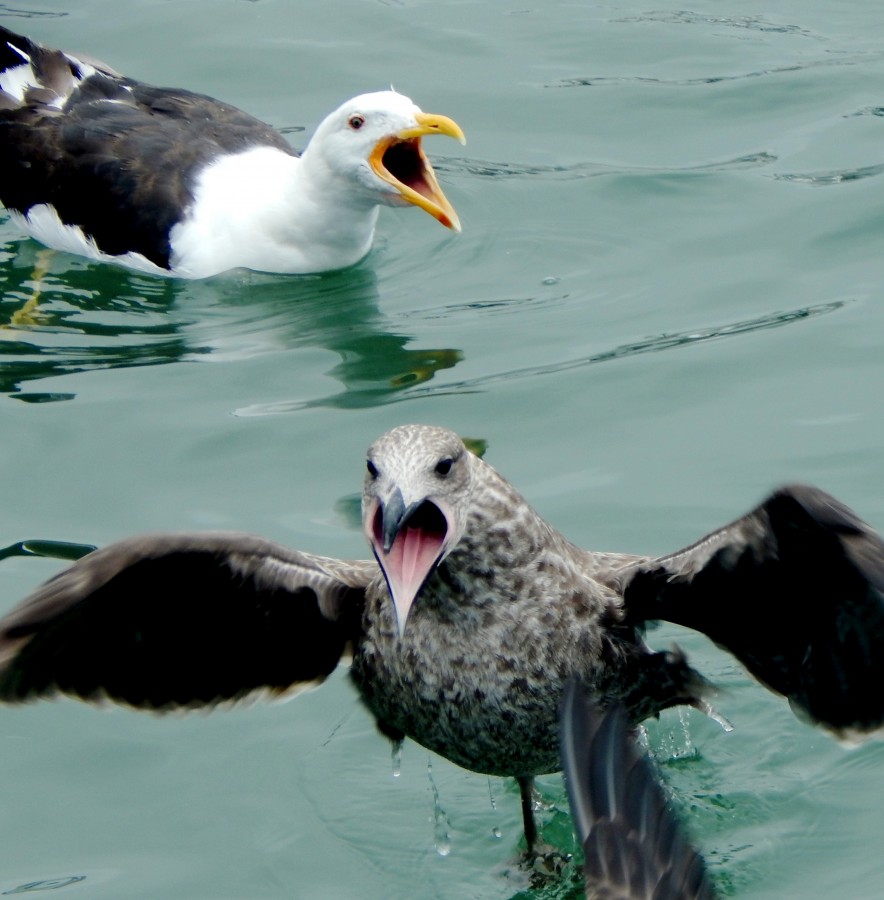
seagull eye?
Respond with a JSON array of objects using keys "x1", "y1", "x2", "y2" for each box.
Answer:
[
  {"x1": 435, "y1": 458, "x2": 453, "y2": 477},
  {"x1": 348, "y1": 114, "x2": 365, "y2": 130},
  {"x1": 366, "y1": 459, "x2": 379, "y2": 478}
]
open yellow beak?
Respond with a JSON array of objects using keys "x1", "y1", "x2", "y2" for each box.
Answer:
[{"x1": 369, "y1": 113, "x2": 466, "y2": 232}]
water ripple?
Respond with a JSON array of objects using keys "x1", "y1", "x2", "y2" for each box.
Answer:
[
  {"x1": 2, "y1": 877, "x2": 86, "y2": 895},
  {"x1": 238, "y1": 300, "x2": 848, "y2": 416},
  {"x1": 612, "y1": 11, "x2": 815, "y2": 36},
  {"x1": 849, "y1": 106, "x2": 884, "y2": 118},
  {"x1": 397, "y1": 300, "x2": 849, "y2": 401},
  {"x1": 0, "y1": 5, "x2": 67, "y2": 19},
  {"x1": 437, "y1": 151, "x2": 776, "y2": 182},
  {"x1": 550, "y1": 53, "x2": 884, "y2": 89},
  {"x1": 770, "y1": 163, "x2": 884, "y2": 186}
]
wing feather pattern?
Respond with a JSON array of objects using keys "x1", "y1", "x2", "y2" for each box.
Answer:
[
  {"x1": 0, "y1": 532, "x2": 375, "y2": 710},
  {"x1": 621, "y1": 485, "x2": 884, "y2": 737},
  {"x1": 560, "y1": 680, "x2": 714, "y2": 899}
]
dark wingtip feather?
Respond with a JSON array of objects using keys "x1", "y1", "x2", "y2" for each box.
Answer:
[
  {"x1": 560, "y1": 680, "x2": 715, "y2": 899},
  {"x1": 626, "y1": 485, "x2": 884, "y2": 739}
]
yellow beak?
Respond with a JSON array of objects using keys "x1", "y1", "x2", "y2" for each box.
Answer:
[{"x1": 369, "y1": 113, "x2": 465, "y2": 232}]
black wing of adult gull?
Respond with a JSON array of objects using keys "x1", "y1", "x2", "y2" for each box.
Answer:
[
  {"x1": 560, "y1": 680, "x2": 715, "y2": 900},
  {"x1": 0, "y1": 27, "x2": 465, "y2": 278},
  {"x1": 1, "y1": 425, "x2": 883, "y2": 862}
]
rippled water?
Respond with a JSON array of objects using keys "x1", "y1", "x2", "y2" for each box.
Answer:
[{"x1": 2, "y1": 1, "x2": 884, "y2": 897}]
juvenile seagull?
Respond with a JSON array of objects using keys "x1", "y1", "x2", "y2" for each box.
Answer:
[
  {"x1": 0, "y1": 27, "x2": 464, "y2": 277},
  {"x1": 1, "y1": 424, "x2": 883, "y2": 855},
  {"x1": 560, "y1": 680, "x2": 715, "y2": 899}
]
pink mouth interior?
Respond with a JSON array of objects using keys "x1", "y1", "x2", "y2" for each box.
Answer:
[
  {"x1": 382, "y1": 139, "x2": 434, "y2": 200},
  {"x1": 374, "y1": 501, "x2": 448, "y2": 603}
]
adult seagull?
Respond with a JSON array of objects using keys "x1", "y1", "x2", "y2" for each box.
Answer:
[
  {"x1": 1, "y1": 424, "x2": 883, "y2": 857},
  {"x1": 0, "y1": 27, "x2": 464, "y2": 277}
]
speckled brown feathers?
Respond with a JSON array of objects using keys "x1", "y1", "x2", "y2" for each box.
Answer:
[{"x1": 353, "y1": 426, "x2": 698, "y2": 778}]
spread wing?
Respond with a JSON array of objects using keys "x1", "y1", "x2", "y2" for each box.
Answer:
[
  {"x1": 0, "y1": 532, "x2": 376, "y2": 710},
  {"x1": 621, "y1": 485, "x2": 884, "y2": 738},
  {"x1": 560, "y1": 680, "x2": 714, "y2": 900}
]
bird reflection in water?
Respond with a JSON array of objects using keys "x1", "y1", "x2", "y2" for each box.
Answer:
[{"x1": 0, "y1": 247, "x2": 462, "y2": 407}]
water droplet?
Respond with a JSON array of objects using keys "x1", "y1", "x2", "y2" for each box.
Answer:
[
  {"x1": 428, "y1": 759, "x2": 452, "y2": 857},
  {"x1": 541, "y1": 276, "x2": 560, "y2": 285},
  {"x1": 697, "y1": 701, "x2": 734, "y2": 733},
  {"x1": 677, "y1": 707, "x2": 695, "y2": 754},
  {"x1": 391, "y1": 741, "x2": 402, "y2": 778},
  {"x1": 491, "y1": 826, "x2": 502, "y2": 839}
]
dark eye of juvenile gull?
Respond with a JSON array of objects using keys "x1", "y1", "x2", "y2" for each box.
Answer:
[
  {"x1": 434, "y1": 458, "x2": 453, "y2": 477},
  {"x1": 366, "y1": 459, "x2": 378, "y2": 478},
  {"x1": 348, "y1": 115, "x2": 365, "y2": 130}
]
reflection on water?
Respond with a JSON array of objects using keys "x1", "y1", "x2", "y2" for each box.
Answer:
[
  {"x1": 385, "y1": 299, "x2": 850, "y2": 403},
  {"x1": 0, "y1": 238, "x2": 463, "y2": 408},
  {"x1": 0, "y1": 538, "x2": 95, "y2": 563},
  {"x1": 0, "y1": 243, "x2": 188, "y2": 398}
]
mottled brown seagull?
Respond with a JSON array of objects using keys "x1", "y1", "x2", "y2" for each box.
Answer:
[
  {"x1": 1, "y1": 423, "x2": 884, "y2": 859},
  {"x1": 560, "y1": 679, "x2": 715, "y2": 899},
  {"x1": 0, "y1": 27, "x2": 464, "y2": 277}
]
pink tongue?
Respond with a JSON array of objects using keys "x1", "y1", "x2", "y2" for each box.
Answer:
[
  {"x1": 389, "y1": 522, "x2": 444, "y2": 592},
  {"x1": 384, "y1": 521, "x2": 446, "y2": 630}
]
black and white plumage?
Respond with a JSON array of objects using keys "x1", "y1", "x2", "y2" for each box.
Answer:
[
  {"x1": 1, "y1": 424, "x2": 884, "y2": 858},
  {"x1": 560, "y1": 680, "x2": 715, "y2": 899},
  {"x1": 0, "y1": 27, "x2": 464, "y2": 278}
]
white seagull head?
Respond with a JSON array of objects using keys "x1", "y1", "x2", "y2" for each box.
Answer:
[{"x1": 306, "y1": 90, "x2": 465, "y2": 231}]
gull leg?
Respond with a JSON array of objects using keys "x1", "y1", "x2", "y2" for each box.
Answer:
[
  {"x1": 517, "y1": 775, "x2": 538, "y2": 853},
  {"x1": 3, "y1": 249, "x2": 54, "y2": 330},
  {"x1": 516, "y1": 775, "x2": 571, "y2": 880}
]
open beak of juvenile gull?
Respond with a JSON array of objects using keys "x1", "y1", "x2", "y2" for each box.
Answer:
[
  {"x1": 362, "y1": 424, "x2": 470, "y2": 635},
  {"x1": 366, "y1": 489, "x2": 455, "y2": 634},
  {"x1": 369, "y1": 113, "x2": 465, "y2": 232}
]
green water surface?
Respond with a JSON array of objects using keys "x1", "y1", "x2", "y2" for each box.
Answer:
[{"x1": 2, "y1": 1, "x2": 884, "y2": 897}]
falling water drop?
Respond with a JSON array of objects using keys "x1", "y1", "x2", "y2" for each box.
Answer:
[
  {"x1": 486, "y1": 777, "x2": 497, "y2": 811},
  {"x1": 697, "y1": 699, "x2": 734, "y2": 733},
  {"x1": 435, "y1": 826, "x2": 452, "y2": 857},
  {"x1": 427, "y1": 760, "x2": 453, "y2": 857},
  {"x1": 676, "y1": 707, "x2": 696, "y2": 757},
  {"x1": 391, "y1": 740, "x2": 402, "y2": 778},
  {"x1": 487, "y1": 777, "x2": 502, "y2": 839}
]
